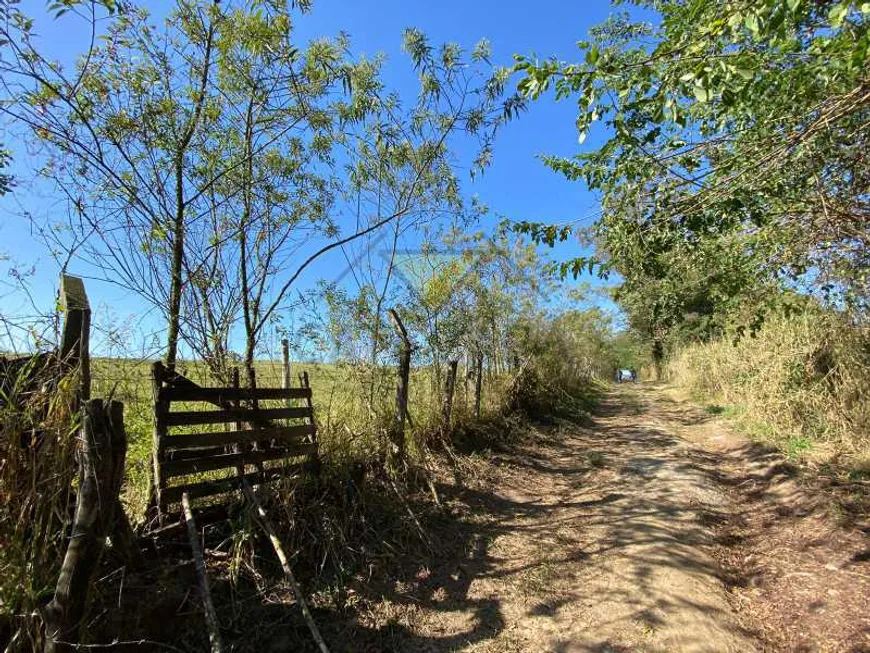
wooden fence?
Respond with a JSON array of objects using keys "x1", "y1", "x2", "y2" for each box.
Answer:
[{"x1": 151, "y1": 362, "x2": 320, "y2": 521}]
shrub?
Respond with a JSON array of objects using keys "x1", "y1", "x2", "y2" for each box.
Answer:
[
  {"x1": 669, "y1": 310, "x2": 870, "y2": 462},
  {"x1": 0, "y1": 355, "x2": 80, "y2": 650}
]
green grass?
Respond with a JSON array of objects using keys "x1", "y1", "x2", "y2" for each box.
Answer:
[
  {"x1": 785, "y1": 436, "x2": 813, "y2": 460},
  {"x1": 91, "y1": 357, "x2": 514, "y2": 521}
]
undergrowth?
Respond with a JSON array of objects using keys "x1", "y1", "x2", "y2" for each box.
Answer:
[
  {"x1": 0, "y1": 355, "x2": 79, "y2": 651},
  {"x1": 669, "y1": 310, "x2": 870, "y2": 471}
]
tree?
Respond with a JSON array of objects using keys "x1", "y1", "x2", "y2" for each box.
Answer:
[
  {"x1": 0, "y1": 1, "x2": 519, "y2": 378},
  {"x1": 514, "y1": 0, "x2": 870, "y2": 352}
]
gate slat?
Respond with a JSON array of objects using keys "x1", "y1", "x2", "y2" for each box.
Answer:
[
  {"x1": 166, "y1": 406, "x2": 311, "y2": 426},
  {"x1": 163, "y1": 444, "x2": 317, "y2": 477},
  {"x1": 163, "y1": 424, "x2": 314, "y2": 451},
  {"x1": 163, "y1": 386, "x2": 311, "y2": 403},
  {"x1": 161, "y1": 469, "x2": 286, "y2": 504}
]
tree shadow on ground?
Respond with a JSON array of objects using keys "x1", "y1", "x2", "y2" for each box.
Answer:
[
  {"x1": 209, "y1": 392, "x2": 766, "y2": 652},
  {"x1": 87, "y1": 389, "x2": 771, "y2": 652}
]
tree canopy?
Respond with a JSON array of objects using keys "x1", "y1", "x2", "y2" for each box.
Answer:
[{"x1": 515, "y1": 0, "x2": 870, "y2": 368}]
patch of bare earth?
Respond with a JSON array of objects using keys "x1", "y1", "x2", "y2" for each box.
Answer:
[
  {"x1": 338, "y1": 385, "x2": 865, "y2": 651},
  {"x1": 652, "y1": 386, "x2": 870, "y2": 653}
]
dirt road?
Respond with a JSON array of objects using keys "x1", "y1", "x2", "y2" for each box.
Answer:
[{"x1": 348, "y1": 384, "x2": 870, "y2": 652}]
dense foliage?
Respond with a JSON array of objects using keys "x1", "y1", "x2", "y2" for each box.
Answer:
[{"x1": 516, "y1": 0, "x2": 870, "y2": 370}]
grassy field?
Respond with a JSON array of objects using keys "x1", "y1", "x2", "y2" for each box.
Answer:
[{"x1": 91, "y1": 357, "x2": 512, "y2": 520}]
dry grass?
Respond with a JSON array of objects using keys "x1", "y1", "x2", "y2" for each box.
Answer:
[
  {"x1": 90, "y1": 357, "x2": 519, "y2": 521},
  {"x1": 668, "y1": 310, "x2": 870, "y2": 469},
  {"x1": 0, "y1": 355, "x2": 80, "y2": 650}
]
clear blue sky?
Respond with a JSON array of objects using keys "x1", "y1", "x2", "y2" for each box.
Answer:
[{"x1": 0, "y1": 0, "x2": 637, "y2": 353}]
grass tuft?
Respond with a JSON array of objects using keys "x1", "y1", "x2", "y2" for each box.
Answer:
[{"x1": 669, "y1": 310, "x2": 870, "y2": 470}]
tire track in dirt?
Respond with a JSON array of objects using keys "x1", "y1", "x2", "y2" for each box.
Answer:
[{"x1": 352, "y1": 386, "x2": 757, "y2": 652}]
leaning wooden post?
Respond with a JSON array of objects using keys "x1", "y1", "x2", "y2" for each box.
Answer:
[
  {"x1": 182, "y1": 493, "x2": 224, "y2": 653},
  {"x1": 241, "y1": 481, "x2": 330, "y2": 653},
  {"x1": 45, "y1": 399, "x2": 126, "y2": 652},
  {"x1": 388, "y1": 309, "x2": 411, "y2": 468},
  {"x1": 473, "y1": 350, "x2": 484, "y2": 420},
  {"x1": 59, "y1": 274, "x2": 91, "y2": 401},
  {"x1": 441, "y1": 359, "x2": 458, "y2": 434}
]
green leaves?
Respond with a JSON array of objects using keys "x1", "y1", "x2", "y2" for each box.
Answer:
[
  {"x1": 511, "y1": 221, "x2": 573, "y2": 247},
  {"x1": 47, "y1": 0, "x2": 117, "y2": 19},
  {"x1": 514, "y1": 0, "x2": 870, "y2": 341}
]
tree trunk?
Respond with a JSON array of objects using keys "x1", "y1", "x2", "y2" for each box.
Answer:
[
  {"x1": 473, "y1": 351, "x2": 483, "y2": 419},
  {"x1": 441, "y1": 359, "x2": 458, "y2": 434},
  {"x1": 282, "y1": 338, "x2": 292, "y2": 403},
  {"x1": 165, "y1": 20, "x2": 214, "y2": 369},
  {"x1": 652, "y1": 340, "x2": 665, "y2": 381},
  {"x1": 388, "y1": 309, "x2": 411, "y2": 469},
  {"x1": 165, "y1": 163, "x2": 186, "y2": 371}
]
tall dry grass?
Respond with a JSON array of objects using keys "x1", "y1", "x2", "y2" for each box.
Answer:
[
  {"x1": 0, "y1": 355, "x2": 80, "y2": 650},
  {"x1": 669, "y1": 310, "x2": 870, "y2": 465}
]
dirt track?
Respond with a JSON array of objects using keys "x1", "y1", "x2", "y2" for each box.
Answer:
[{"x1": 348, "y1": 384, "x2": 870, "y2": 652}]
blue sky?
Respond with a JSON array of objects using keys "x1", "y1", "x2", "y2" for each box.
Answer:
[{"x1": 0, "y1": 0, "x2": 635, "y2": 354}]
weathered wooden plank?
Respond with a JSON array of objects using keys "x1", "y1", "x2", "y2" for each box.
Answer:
[
  {"x1": 147, "y1": 504, "x2": 230, "y2": 538},
  {"x1": 163, "y1": 385, "x2": 311, "y2": 403},
  {"x1": 165, "y1": 406, "x2": 311, "y2": 426},
  {"x1": 163, "y1": 444, "x2": 318, "y2": 477},
  {"x1": 45, "y1": 400, "x2": 125, "y2": 652},
  {"x1": 161, "y1": 466, "x2": 303, "y2": 504},
  {"x1": 59, "y1": 274, "x2": 91, "y2": 401},
  {"x1": 163, "y1": 424, "x2": 314, "y2": 451},
  {"x1": 152, "y1": 361, "x2": 169, "y2": 520}
]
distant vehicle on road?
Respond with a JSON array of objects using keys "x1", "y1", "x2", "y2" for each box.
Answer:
[{"x1": 616, "y1": 369, "x2": 637, "y2": 383}]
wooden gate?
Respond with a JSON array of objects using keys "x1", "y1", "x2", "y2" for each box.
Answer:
[{"x1": 151, "y1": 362, "x2": 318, "y2": 520}]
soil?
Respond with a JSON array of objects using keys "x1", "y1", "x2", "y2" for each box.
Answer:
[
  {"x1": 82, "y1": 384, "x2": 870, "y2": 652},
  {"x1": 337, "y1": 384, "x2": 870, "y2": 652}
]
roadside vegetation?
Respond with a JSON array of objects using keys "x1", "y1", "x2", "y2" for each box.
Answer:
[
  {"x1": 1, "y1": 0, "x2": 869, "y2": 649},
  {"x1": 669, "y1": 310, "x2": 870, "y2": 472},
  {"x1": 516, "y1": 0, "x2": 870, "y2": 469}
]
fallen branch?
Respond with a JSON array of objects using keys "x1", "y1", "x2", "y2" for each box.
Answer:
[
  {"x1": 54, "y1": 639, "x2": 186, "y2": 652},
  {"x1": 388, "y1": 476, "x2": 432, "y2": 548},
  {"x1": 181, "y1": 493, "x2": 224, "y2": 653},
  {"x1": 240, "y1": 480, "x2": 330, "y2": 653}
]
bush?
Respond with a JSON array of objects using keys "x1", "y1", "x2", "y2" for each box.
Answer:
[{"x1": 669, "y1": 310, "x2": 870, "y2": 463}]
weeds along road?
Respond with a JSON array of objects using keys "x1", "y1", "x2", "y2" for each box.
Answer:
[{"x1": 352, "y1": 384, "x2": 870, "y2": 652}]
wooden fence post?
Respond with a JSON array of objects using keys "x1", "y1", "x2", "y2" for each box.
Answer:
[
  {"x1": 474, "y1": 351, "x2": 483, "y2": 420},
  {"x1": 152, "y1": 362, "x2": 169, "y2": 524},
  {"x1": 281, "y1": 339, "x2": 291, "y2": 397},
  {"x1": 442, "y1": 359, "x2": 458, "y2": 434},
  {"x1": 388, "y1": 309, "x2": 411, "y2": 468},
  {"x1": 59, "y1": 274, "x2": 91, "y2": 401},
  {"x1": 105, "y1": 401, "x2": 142, "y2": 568},
  {"x1": 44, "y1": 399, "x2": 127, "y2": 652}
]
